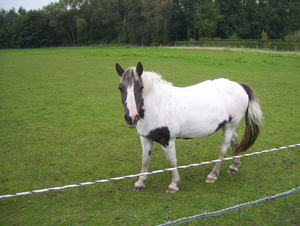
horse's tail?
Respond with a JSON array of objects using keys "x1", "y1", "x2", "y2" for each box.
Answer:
[{"x1": 236, "y1": 84, "x2": 264, "y2": 154}]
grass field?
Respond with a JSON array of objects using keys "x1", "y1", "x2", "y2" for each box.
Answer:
[{"x1": 0, "y1": 47, "x2": 299, "y2": 225}]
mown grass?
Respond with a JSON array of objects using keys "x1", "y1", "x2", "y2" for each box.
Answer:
[{"x1": 0, "y1": 47, "x2": 299, "y2": 225}]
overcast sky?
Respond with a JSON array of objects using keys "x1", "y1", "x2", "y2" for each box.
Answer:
[{"x1": 0, "y1": 0, "x2": 59, "y2": 11}]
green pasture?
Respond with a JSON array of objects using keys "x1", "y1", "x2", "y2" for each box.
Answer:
[{"x1": 0, "y1": 47, "x2": 299, "y2": 225}]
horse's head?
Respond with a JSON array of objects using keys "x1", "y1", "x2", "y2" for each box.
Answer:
[{"x1": 116, "y1": 62, "x2": 144, "y2": 128}]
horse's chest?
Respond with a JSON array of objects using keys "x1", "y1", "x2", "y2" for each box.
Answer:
[{"x1": 136, "y1": 121, "x2": 172, "y2": 147}]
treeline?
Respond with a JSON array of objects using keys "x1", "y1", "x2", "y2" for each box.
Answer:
[{"x1": 0, "y1": 0, "x2": 299, "y2": 47}]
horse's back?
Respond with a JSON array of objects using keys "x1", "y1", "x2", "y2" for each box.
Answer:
[
  {"x1": 170, "y1": 78, "x2": 249, "y2": 138},
  {"x1": 175, "y1": 78, "x2": 248, "y2": 109}
]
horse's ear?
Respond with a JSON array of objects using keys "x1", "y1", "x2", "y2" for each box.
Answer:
[
  {"x1": 136, "y1": 62, "x2": 143, "y2": 77},
  {"x1": 116, "y1": 63, "x2": 124, "y2": 77}
]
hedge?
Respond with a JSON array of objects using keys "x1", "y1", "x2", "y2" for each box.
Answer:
[{"x1": 172, "y1": 39, "x2": 299, "y2": 51}]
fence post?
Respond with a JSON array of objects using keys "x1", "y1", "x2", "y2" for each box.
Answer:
[
  {"x1": 279, "y1": 194, "x2": 287, "y2": 225},
  {"x1": 238, "y1": 207, "x2": 241, "y2": 226}
]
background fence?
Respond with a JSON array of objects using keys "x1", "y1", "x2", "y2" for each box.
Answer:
[{"x1": 2, "y1": 41, "x2": 300, "y2": 53}]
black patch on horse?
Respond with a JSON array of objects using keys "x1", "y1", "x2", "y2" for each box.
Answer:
[
  {"x1": 208, "y1": 78, "x2": 220, "y2": 81},
  {"x1": 147, "y1": 127, "x2": 170, "y2": 147},
  {"x1": 214, "y1": 115, "x2": 233, "y2": 133},
  {"x1": 215, "y1": 120, "x2": 227, "y2": 133},
  {"x1": 139, "y1": 99, "x2": 145, "y2": 119},
  {"x1": 239, "y1": 83, "x2": 255, "y2": 101},
  {"x1": 176, "y1": 137, "x2": 193, "y2": 139}
]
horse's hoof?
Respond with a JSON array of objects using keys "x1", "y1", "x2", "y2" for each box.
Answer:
[
  {"x1": 206, "y1": 178, "x2": 216, "y2": 183},
  {"x1": 227, "y1": 168, "x2": 237, "y2": 174},
  {"x1": 134, "y1": 186, "x2": 144, "y2": 191},
  {"x1": 166, "y1": 187, "x2": 178, "y2": 193}
]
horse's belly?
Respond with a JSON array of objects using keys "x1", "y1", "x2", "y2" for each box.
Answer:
[
  {"x1": 175, "y1": 101, "x2": 246, "y2": 139},
  {"x1": 177, "y1": 120, "x2": 220, "y2": 139}
]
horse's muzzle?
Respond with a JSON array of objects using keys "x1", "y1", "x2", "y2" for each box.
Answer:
[{"x1": 125, "y1": 114, "x2": 140, "y2": 128}]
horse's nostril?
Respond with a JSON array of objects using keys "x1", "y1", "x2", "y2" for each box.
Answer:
[
  {"x1": 125, "y1": 114, "x2": 139, "y2": 126},
  {"x1": 133, "y1": 114, "x2": 140, "y2": 123}
]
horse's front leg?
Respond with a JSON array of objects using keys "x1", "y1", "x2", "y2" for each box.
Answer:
[
  {"x1": 134, "y1": 136, "x2": 153, "y2": 191},
  {"x1": 162, "y1": 139, "x2": 181, "y2": 193}
]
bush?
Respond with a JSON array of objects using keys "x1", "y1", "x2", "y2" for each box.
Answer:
[
  {"x1": 284, "y1": 31, "x2": 300, "y2": 43},
  {"x1": 261, "y1": 30, "x2": 268, "y2": 40},
  {"x1": 229, "y1": 32, "x2": 240, "y2": 40},
  {"x1": 263, "y1": 42, "x2": 272, "y2": 49}
]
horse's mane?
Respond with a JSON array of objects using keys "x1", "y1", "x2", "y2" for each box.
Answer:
[{"x1": 141, "y1": 71, "x2": 172, "y2": 97}]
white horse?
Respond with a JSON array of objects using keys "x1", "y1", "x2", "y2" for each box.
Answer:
[{"x1": 116, "y1": 62, "x2": 263, "y2": 193}]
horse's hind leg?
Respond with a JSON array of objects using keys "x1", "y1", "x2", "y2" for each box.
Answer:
[
  {"x1": 228, "y1": 131, "x2": 241, "y2": 173},
  {"x1": 206, "y1": 126, "x2": 234, "y2": 183}
]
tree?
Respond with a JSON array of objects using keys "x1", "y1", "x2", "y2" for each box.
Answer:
[
  {"x1": 43, "y1": 0, "x2": 83, "y2": 46},
  {"x1": 1, "y1": 0, "x2": 300, "y2": 47},
  {"x1": 194, "y1": 0, "x2": 223, "y2": 38},
  {"x1": 179, "y1": 0, "x2": 197, "y2": 40},
  {"x1": 0, "y1": 10, "x2": 6, "y2": 47},
  {"x1": 126, "y1": 0, "x2": 144, "y2": 43},
  {"x1": 18, "y1": 7, "x2": 27, "y2": 16},
  {"x1": 243, "y1": 0, "x2": 260, "y2": 39},
  {"x1": 141, "y1": 0, "x2": 174, "y2": 44},
  {"x1": 74, "y1": 16, "x2": 86, "y2": 44},
  {"x1": 170, "y1": 0, "x2": 185, "y2": 41},
  {"x1": 215, "y1": 0, "x2": 250, "y2": 39},
  {"x1": 10, "y1": 10, "x2": 44, "y2": 47},
  {"x1": 261, "y1": 29, "x2": 268, "y2": 39},
  {"x1": 268, "y1": 0, "x2": 300, "y2": 39}
]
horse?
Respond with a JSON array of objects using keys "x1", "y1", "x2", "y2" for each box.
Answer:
[{"x1": 115, "y1": 62, "x2": 263, "y2": 193}]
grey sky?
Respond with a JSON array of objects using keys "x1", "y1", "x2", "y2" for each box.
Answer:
[{"x1": 0, "y1": 0, "x2": 59, "y2": 11}]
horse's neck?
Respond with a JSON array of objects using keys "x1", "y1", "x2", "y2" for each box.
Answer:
[{"x1": 143, "y1": 82, "x2": 173, "y2": 106}]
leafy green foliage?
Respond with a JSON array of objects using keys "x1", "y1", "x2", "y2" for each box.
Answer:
[
  {"x1": 194, "y1": 0, "x2": 224, "y2": 38},
  {"x1": 285, "y1": 31, "x2": 300, "y2": 44},
  {"x1": 229, "y1": 32, "x2": 240, "y2": 40},
  {"x1": 215, "y1": 0, "x2": 249, "y2": 39},
  {"x1": 261, "y1": 30, "x2": 268, "y2": 40},
  {"x1": 1, "y1": 0, "x2": 300, "y2": 46},
  {"x1": 0, "y1": 47, "x2": 300, "y2": 225}
]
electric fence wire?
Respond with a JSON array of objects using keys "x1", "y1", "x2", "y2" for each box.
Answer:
[{"x1": 1, "y1": 143, "x2": 299, "y2": 199}]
